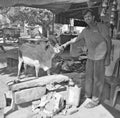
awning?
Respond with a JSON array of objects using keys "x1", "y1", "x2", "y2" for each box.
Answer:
[
  {"x1": 0, "y1": 0, "x2": 101, "y2": 14},
  {"x1": 0, "y1": 0, "x2": 103, "y2": 24}
]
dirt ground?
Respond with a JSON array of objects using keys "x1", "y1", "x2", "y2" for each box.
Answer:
[{"x1": 0, "y1": 43, "x2": 120, "y2": 118}]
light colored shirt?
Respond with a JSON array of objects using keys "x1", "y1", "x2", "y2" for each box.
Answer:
[{"x1": 77, "y1": 22, "x2": 109, "y2": 60}]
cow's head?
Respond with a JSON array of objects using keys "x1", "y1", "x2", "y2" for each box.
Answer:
[
  {"x1": 48, "y1": 35, "x2": 60, "y2": 46},
  {"x1": 45, "y1": 42, "x2": 61, "y2": 54},
  {"x1": 45, "y1": 35, "x2": 61, "y2": 54}
]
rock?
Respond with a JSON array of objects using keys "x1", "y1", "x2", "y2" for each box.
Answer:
[{"x1": 14, "y1": 86, "x2": 46, "y2": 104}]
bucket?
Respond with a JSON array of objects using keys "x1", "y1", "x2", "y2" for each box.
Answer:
[{"x1": 67, "y1": 85, "x2": 81, "y2": 107}]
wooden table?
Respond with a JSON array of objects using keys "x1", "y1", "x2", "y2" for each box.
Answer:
[{"x1": 19, "y1": 37, "x2": 47, "y2": 44}]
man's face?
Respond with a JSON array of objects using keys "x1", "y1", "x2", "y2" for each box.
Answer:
[{"x1": 84, "y1": 12, "x2": 95, "y2": 25}]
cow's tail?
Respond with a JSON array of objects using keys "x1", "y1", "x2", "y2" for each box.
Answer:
[{"x1": 17, "y1": 48, "x2": 23, "y2": 78}]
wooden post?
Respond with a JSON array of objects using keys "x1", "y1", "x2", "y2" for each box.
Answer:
[{"x1": 52, "y1": 13, "x2": 55, "y2": 34}]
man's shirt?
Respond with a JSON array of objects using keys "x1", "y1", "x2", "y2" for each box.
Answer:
[{"x1": 77, "y1": 22, "x2": 109, "y2": 60}]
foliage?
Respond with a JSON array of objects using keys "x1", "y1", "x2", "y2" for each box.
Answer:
[
  {"x1": 7, "y1": 7, "x2": 53, "y2": 27},
  {"x1": 6, "y1": 7, "x2": 54, "y2": 36}
]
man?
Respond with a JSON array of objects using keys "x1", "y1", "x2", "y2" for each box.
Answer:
[{"x1": 61, "y1": 9, "x2": 112, "y2": 108}]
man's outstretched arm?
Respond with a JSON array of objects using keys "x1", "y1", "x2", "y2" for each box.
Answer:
[
  {"x1": 61, "y1": 30, "x2": 85, "y2": 49},
  {"x1": 61, "y1": 37, "x2": 77, "y2": 48}
]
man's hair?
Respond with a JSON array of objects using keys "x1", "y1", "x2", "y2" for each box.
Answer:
[{"x1": 83, "y1": 9, "x2": 94, "y2": 16}]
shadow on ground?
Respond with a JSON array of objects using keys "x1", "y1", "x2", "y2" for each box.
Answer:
[{"x1": 0, "y1": 67, "x2": 17, "y2": 77}]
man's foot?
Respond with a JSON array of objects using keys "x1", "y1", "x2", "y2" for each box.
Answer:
[
  {"x1": 84, "y1": 100, "x2": 99, "y2": 108},
  {"x1": 13, "y1": 79, "x2": 21, "y2": 84}
]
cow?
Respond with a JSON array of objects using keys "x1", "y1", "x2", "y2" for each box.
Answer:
[{"x1": 17, "y1": 36, "x2": 61, "y2": 80}]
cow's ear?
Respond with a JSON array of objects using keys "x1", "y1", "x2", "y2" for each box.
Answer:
[
  {"x1": 45, "y1": 40, "x2": 49, "y2": 43},
  {"x1": 45, "y1": 44, "x2": 50, "y2": 50}
]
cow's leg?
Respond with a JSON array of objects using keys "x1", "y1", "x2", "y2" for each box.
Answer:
[
  {"x1": 24, "y1": 63, "x2": 27, "y2": 77},
  {"x1": 47, "y1": 69, "x2": 51, "y2": 75},
  {"x1": 35, "y1": 66, "x2": 40, "y2": 78},
  {"x1": 17, "y1": 59, "x2": 23, "y2": 80}
]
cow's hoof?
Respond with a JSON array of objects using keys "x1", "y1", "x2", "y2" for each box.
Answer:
[
  {"x1": 7, "y1": 79, "x2": 20, "y2": 86},
  {"x1": 13, "y1": 79, "x2": 21, "y2": 84},
  {"x1": 25, "y1": 75, "x2": 29, "y2": 78},
  {"x1": 35, "y1": 76, "x2": 39, "y2": 79}
]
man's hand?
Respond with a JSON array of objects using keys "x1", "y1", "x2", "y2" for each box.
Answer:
[{"x1": 59, "y1": 44, "x2": 66, "y2": 52}]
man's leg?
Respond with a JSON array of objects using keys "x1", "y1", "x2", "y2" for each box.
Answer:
[
  {"x1": 84, "y1": 59, "x2": 105, "y2": 108},
  {"x1": 85, "y1": 59, "x2": 94, "y2": 98},
  {"x1": 92, "y1": 59, "x2": 105, "y2": 102}
]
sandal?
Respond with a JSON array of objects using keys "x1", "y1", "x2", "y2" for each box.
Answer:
[{"x1": 84, "y1": 101, "x2": 99, "y2": 109}]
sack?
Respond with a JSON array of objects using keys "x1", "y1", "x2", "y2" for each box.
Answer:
[
  {"x1": 32, "y1": 92, "x2": 65, "y2": 117},
  {"x1": 43, "y1": 92, "x2": 65, "y2": 116}
]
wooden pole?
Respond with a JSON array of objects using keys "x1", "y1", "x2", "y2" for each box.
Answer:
[{"x1": 52, "y1": 13, "x2": 55, "y2": 35}]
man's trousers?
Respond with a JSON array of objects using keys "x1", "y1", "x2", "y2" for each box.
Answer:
[{"x1": 85, "y1": 58, "x2": 105, "y2": 101}]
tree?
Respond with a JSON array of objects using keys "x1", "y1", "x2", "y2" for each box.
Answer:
[{"x1": 7, "y1": 7, "x2": 54, "y2": 37}]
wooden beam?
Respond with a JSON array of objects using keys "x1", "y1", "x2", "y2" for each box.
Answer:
[{"x1": 9, "y1": 74, "x2": 70, "y2": 92}]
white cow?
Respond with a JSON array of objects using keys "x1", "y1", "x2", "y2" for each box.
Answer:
[{"x1": 17, "y1": 37, "x2": 61, "y2": 79}]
